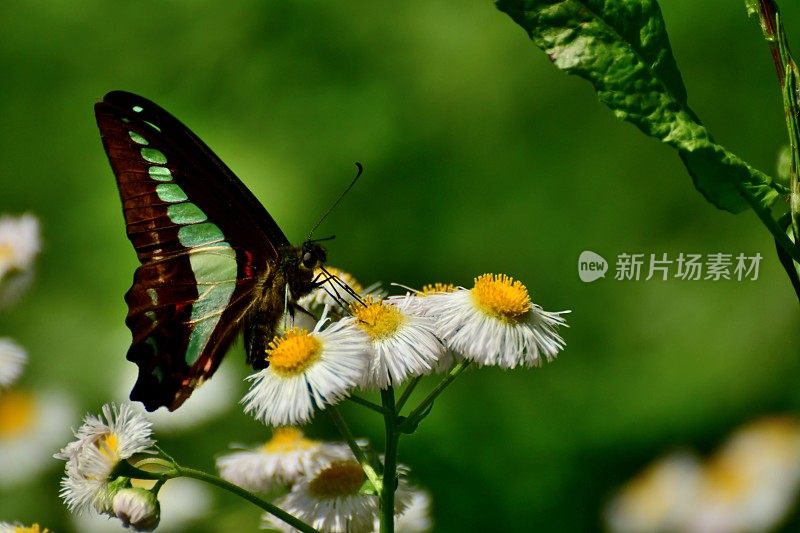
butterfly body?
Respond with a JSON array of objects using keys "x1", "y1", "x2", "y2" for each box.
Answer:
[
  {"x1": 94, "y1": 91, "x2": 325, "y2": 412},
  {"x1": 243, "y1": 241, "x2": 326, "y2": 370}
]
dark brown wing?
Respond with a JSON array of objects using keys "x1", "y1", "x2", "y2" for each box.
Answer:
[{"x1": 95, "y1": 91, "x2": 290, "y2": 411}]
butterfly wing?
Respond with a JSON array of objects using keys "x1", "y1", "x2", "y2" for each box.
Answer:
[{"x1": 95, "y1": 91, "x2": 290, "y2": 411}]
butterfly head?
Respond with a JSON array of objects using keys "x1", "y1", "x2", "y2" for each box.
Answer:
[
  {"x1": 280, "y1": 241, "x2": 327, "y2": 299},
  {"x1": 300, "y1": 241, "x2": 327, "y2": 271}
]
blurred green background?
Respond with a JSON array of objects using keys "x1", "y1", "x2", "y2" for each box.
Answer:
[{"x1": 2, "y1": 0, "x2": 800, "y2": 531}]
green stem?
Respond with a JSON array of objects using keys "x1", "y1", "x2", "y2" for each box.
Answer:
[
  {"x1": 403, "y1": 360, "x2": 472, "y2": 430},
  {"x1": 115, "y1": 461, "x2": 320, "y2": 533},
  {"x1": 380, "y1": 388, "x2": 399, "y2": 533},
  {"x1": 151, "y1": 477, "x2": 167, "y2": 494},
  {"x1": 176, "y1": 466, "x2": 321, "y2": 533},
  {"x1": 775, "y1": 15, "x2": 800, "y2": 244},
  {"x1": 329, "y1": 405, "x2": 382, "y2": 492},
  {"x1": 153, "y1": 444, "x2": 177, "y2": 466},
  {"x1": 348, "y1": 394, "x2": 389, "y2": 415},
  {"x1": 753, "y1": 0, "x2": 800, "y2": 255},
  {"x1": 738, "y1": 181, "x2": 800, "y2": 262},
  {"x1": 396, "y1": 377, "x2": 421, "y2": 412}
]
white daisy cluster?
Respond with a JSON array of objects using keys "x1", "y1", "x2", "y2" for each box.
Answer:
[
  {"x1": 0, "y1": 213, "x2": 39, "y2": 394},
  {"x1": 54, "y1": 403, "x2": 160, "y2": 531},
  {"x1": 0, "y1": 215, "x2": 72, "y2": 491},
  {"x1": 243, "y1": 269, "x2": 569, "y2": 427},
  {"x1": 605, "y1": 416, "x2": 800, "y2": 533},
  {"x1": 217, "y1": 427, "x2": 429, "y2": 533}
]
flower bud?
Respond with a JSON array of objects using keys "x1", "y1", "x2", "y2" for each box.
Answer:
[{"x1": 112, "y1": 487, "x2": 160, "y2": 531}]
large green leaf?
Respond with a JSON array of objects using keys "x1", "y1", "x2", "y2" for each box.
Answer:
[{"x1": 495, "y1": 0, "x2": 781, "y2": 213}]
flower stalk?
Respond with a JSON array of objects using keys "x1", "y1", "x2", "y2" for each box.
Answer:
[
  {"x1": 402, "y1": 360, "x2": 472, "y2": 432},
  {"x1": 748, "y1": 0, "x2": 800, "y2": 296},
  {"x1": 115, "y1": 459, "x2": 322, "y2": 533},
  {"x1": 329, "y1": 405, "x2": 383, "y2": 493},
  {"x1": 380, "y1": 387, "x2": 400, "y2": 533}
]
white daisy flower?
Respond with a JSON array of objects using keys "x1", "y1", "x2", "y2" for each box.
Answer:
[
  {"x1": 687, "y1": 416, "x2": 800, "y2": 533},
  {"x1": 55, "y1": 403, "x2": 155, "y2": 514},
  {"x1": 351, "y1": 298, "x2": 444, "y2": 390},
  {"x1": 243, "y1": 318, "x2": 369, "y2": 426},
  {"x1": 0, "y1": 338, "x2": 27, "y2": 388},
  {"x1": 388, "y1": 283, "x2": 458, "y2": 315},
  {"x1": 0, "y1": 214, "x2": 40, "y2": 282},
  {"x1": 112, "y1": 487, "x2": 160, "y2": 531},
  {"x1": 387, "y1": 286, "x2": 462, "y2": 374},
  {"x1": 74, "y1": 477, "x2": 211, "y2": 533},
  {"x1": 217, "y1": 427, "x2": 353, "y2": 492},
  {"x1": 416, "y1": 273, "x2": 568, "y2": 368},
  {"x1": 298, "y1": 267, "x2": 384, "y2": 312},
  {"x1": 0, "y1": 523, "x2": 51, "y2": 533},
  {"x1": 0, "y1": 389, "x2": 74, "y2": 487},
  {"x1": 604, "y1": 451, "x2": 703, "y2": 533},
  {"x1": 59, "y1": 469, "x2": 116, "y2": 516},
  {"x1": 262, "y1": 459, "x2": 412, "y2": 533}
]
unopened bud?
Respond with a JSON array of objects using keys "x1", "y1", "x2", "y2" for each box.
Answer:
[{"x1": 112, "y1": 487, "x2": 160, "y2": 531}]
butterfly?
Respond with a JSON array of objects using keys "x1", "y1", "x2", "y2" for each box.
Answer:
[{"x1": 94, "y1": 91, "x2": 329, "y2": 412}]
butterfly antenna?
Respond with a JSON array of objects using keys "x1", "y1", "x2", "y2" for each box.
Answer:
[
  {"x1": 319, "y1": 265, "x2": 366, "y2": 307},
  {"x1": 310, "y1": 268, "x2": 350, "y2": 309},
  {"x1": 306, "y1": 162, "x2": 363, "y2": 241}
]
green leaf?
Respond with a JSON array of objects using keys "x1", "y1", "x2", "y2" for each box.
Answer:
[{"x1": 495, "y1": 0, "x2": 781, "y2": 213}]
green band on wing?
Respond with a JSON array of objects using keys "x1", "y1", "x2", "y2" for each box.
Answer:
[
  {"x1": 184, "y1": 244, "x2": 238, "y2": 365},
  {"x1": 156, "y1": 183, "x2": 188, "y2": 203},
  {"x1": 168, "y1": 203, "x2": 208, "y2": 225},
  {"x1": 148, "y1": 166, "x2": 172, "y2": 181},
  {"x1": 145, "y1": 311, "x2": 158, "y2": 325},
  {"x1": 178, "y1": 222, "x2": 225, "y2": 248},
  {"x1": 141, "y1": 148, "x2": 167, "y2": 164},
  {"x1": 128, "y1": 131, "x2": 148, "y2": 145},
  {"x1": 145, "y1": 336, "x2": 159, "y2": 355}
]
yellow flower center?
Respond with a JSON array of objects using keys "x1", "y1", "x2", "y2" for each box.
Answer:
[
  {"x1": 420, "y1": 282, "x2": 457, "y2": 295},
  {"x1": 0, "y1": 243, "x2": 13, "y2": 262},
  {"x1": 317, "y1": 266, "x2": 364, "y2": 294},
  {"x1": 705, "y1": 459, "x2": 746, "y2": 502},
  {"x1": 0, "y1": 389, "x2": 36, "y2": 438},
  {"x1": 267, "y1": 328, "x2": 322, "y2": 377},
  {"x1": 263, "y1": 427, "x2": 319, "y2": 453},
  {"x1": 308, "y1": 460, "x2": 365, "y2": 499},
  {"x1": 95, "y1": 432, "x2": 120, "y2": 462},
  {"x1": 351, "y1": 298, "x2": 405, "y2": 340},
  {"x1": 14, "y1": 524, "x2": 49, "y2": 533},
  {"x1": 470, "y1": 273, "x2": 531, "y2": 320}
]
